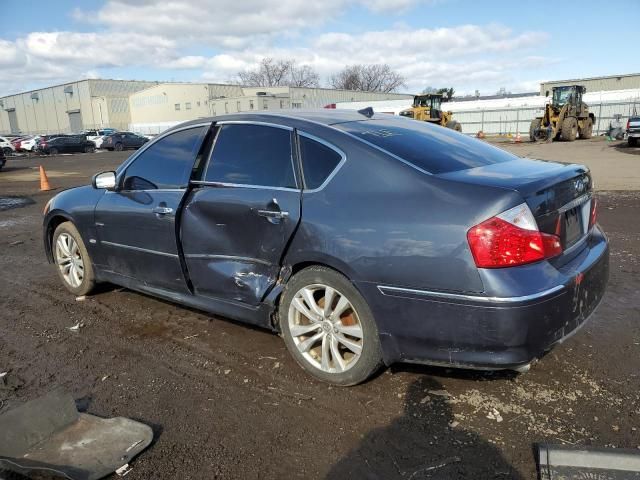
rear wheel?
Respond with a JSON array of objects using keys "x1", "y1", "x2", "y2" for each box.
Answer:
[
  {"x1": 529, "y1": 119, "x2": 542, "y2": 141},
  {"x1": 52, "y1": 222, "x2": 96, "y2": 296},
  {"x1": 114, "y1": 142, "x2": 124, "y2": 151},
  {"x1": 279, "y1": 266, "x2": 383, "y2": 386},
  {"x1": 561, "y1": 117, "x2": 578, "y2": 141},
  {"x1": 630, "y1": 137, "x2": 638, "y2": 147},
  {"x1": 446, "y1": 120, "x2": 462, "y2": 132},
  {"x1": 2, "y1": 147, "x2": 12, "y2": 155},
  {"x1": 49, "y1": 147, "x2": 59, "y2": 155},
  {"x1": 84, "y1": 145, "x2": 95, "y2": 153},
  {"x1": 579, "y1": 118, "x2": 593, "y2": 139}
]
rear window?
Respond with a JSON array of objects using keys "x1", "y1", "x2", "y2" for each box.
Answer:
[{"x1": 335, "y1": 118, "x2": 516, "y2": 174}]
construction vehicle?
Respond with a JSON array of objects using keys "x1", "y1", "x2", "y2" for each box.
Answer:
[
  {"x1": 530, "y1": 85, "x2": 595, "y2": 142},
  {"x1": 399, "y1": 94, "x2": 462, "y2": 131}
]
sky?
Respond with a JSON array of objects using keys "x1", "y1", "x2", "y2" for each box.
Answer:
[{"x1": 1, "y1": 0, "x2": 638, "y2": 97}]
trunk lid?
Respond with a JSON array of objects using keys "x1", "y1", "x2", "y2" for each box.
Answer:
[{"x1": 438, "y1": 157, "x2": 593, "y2": 252}]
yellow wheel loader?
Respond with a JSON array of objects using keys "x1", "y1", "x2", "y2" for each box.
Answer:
[
  {"x1": 530, "y1": 85, "x2": 595, "y2": 142},
  {"x1": 399, "y1": 94, "x2": 462, "y2": 131}
]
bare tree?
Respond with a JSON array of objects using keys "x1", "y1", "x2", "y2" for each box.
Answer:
[
  {"x1": 237, "y1": 58, "x2": 319, "y2": 87},
  {"x1": 330, "y1": 64, "x2": 405, "y2": 93}
]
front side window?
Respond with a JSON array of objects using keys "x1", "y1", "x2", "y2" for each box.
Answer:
[
  {"x1": 205, "y1": 124, "x2": 296, "y2": 189},
  {"x1": 122, "y1": 126, "x2": 207, "y2": 190},
  {"x1": 299, "y1": 136, "x2": 343, "y2": 189}
]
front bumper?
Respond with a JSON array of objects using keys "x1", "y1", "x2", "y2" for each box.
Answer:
[{"x1": 360, "y1": 226, "x2": 609, "y2": 370}]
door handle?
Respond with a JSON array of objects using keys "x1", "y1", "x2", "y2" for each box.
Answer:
[
  {"x1": 256, "y1": 210, "x2": 289, "y2": 219},
  {"x1": 152, "y1": 206, "x2": 173, "y2": 215}
]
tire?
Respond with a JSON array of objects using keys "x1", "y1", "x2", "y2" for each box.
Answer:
[
  {"x1": 561, "y1": 117, "x2": 578, "y2": 141},
  {"x1": 2, "y1": 147, "x2": 12, "y2": 155},
  {"x1": 529, "y1": 118, "x2": 541, "y2": 141},
  {"x1": 279, "y1": 266, "x2": 383, "y2": 386},
  {"x1": 630, "y1": 137, "x2": 638, "y2": 147},
  {"x1": 52, "y1": 222, "x2": 96, "y2": 296},
  {"x1": 114, "y1": 142, "x2": 124, "y2": 151},
  {"x1": 49, "y1": 147, "x2": 59, "y2": 156},
  {"x1": 580, "y1": 118, "x2": 593, "y2": 139},
  {"x1": 106, "y1": 147, "x2": 114, "y2": 151},
  {"x1": 84, "y1": 145, "x2": 95, "y2": 153},
  {"x1": 446, "y1": 120, "x2": 462, "y2": 132}
]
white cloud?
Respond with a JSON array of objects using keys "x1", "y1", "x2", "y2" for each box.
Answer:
[
  {"x1": 0, "y1": 0, "x2": 550, "y2": 96},
  {"x1": 197, "y1": 24, "x2": 550, "y2": 93}
]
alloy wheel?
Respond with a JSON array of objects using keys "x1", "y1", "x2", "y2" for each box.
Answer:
[
  {"x1": 287, "y1": 284, "x2": 364, "y2": 373},
  {"x1": 55, "y1": 233, "x2": 84, "y2": 288}
]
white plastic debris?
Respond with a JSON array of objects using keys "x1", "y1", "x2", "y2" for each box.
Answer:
[
  {"x1": 487, "y1": 408, "x2": 503, "y2": 422},
  {"x1": 67, "y1": 322, "x2": 83, "y2": 332},
  {"x1": 115, "y1": 464, "x2": 132, "y2": 476},
  {"x1": 75, "y1": 296, "x2": 86, "y2": 302}
]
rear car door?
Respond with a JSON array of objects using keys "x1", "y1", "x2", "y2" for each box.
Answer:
[
  {"x1": 181, "y1": 122, "x2": 302, "y2": 306},
  {"x1": 94, "y1": 124, "x2": 209, "y2": 292}
]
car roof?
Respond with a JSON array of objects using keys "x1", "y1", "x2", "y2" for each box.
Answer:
[{"x1": 171, "y1": 109, "x2": 389, "y2": 131}]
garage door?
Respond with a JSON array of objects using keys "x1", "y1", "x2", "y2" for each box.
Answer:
[
  {"x1": 68, "y1": 111, "x2": 82, "y2": 133},
  {"x1": 7, "y1": 110, "x2": 19, "y2": 134}
]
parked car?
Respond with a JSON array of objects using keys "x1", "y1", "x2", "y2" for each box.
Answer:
[
  {"x1": 0, "y1": 136, "x2": 16, "y2": 155},
  {"x1": 627, "y1": 116, "x2": 640, "y2": 147},
  {"x1": 0, "y1": 147, "x2": 5, "y2": 171},
  {"x1": 101, "y1": 131, "x2": 148, "y2": 151},
  {"x1": 38, "y1": 135, "x2": 96, "y2": 155},
  {"x1": 43, "y1": 111, "x2": 609, "y2": 385},
  {"x1": 10, "y1": 136, "x2": 30, "y2": 151},
  {"x1": 19, "y1": 136, "x2": 41, "y2": 152}
]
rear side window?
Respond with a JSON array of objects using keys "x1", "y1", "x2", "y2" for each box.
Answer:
[
  {"x1": 335, "y1": 119, "x2": 516, "y2": 174},
  {"x1": 123, "y1": 126, "x2": 207, "y2": 190},
  {"x1": 299, "y1": 135, "x2": 342, "y2": 189},
  {"x1": 205, "y1": 124, "x2": 296, "y2": 188}
]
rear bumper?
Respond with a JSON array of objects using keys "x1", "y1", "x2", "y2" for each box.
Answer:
[{"x1": 360, "y1": 226, "x2": 609, "y2": 370}]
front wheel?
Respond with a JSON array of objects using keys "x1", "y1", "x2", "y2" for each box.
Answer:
[
  {"x1": 114, "y1": 142, "x2": 124, "y2": 151},
  {"x1": 49, "y1": 147, "x2": 59, "y2": 156},
  {"x1": 279, "y1": 266, "x2": 383, "y2": 386},
  {"x1": 3, "y1": 147, "x2": 12, "y2": 155},
  {"x1": 561, "y1": 117, "x2": 578, "y2": 141},
  {"x1": 52, "y1": 222, "x2": 96, "y2": 296}
]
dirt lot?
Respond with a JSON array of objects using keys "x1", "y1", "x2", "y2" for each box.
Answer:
[{"x1": 1, "y1": 140, "x2": 639, "y2": 479}]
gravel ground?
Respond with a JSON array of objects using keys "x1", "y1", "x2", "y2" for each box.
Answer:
[{"x1": 0, "y1": 141, "x2": 639, "y2": 479}]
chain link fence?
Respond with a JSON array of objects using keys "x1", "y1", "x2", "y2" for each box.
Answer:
[{"x1": 453, "y1": 100, "x2": 640, "y2": 137}]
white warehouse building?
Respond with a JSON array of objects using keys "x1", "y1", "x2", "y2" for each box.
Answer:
[{"x1": 129, "y1": 83, "x2": 413, "y2": 134}]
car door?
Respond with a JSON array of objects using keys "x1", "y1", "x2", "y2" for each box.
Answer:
[
  {"x1": 94, "y1": 124, "x2": 210, "y2": 292},
  {"x1": 181, "y1": 122, "x2": 302, "y2": 306}
]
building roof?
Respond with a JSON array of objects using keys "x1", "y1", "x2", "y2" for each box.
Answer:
[
  {"x1": 0, "y1": 78, "x2": 161, "y2": 100},
  {"x1": 541, "y1": 73, "x2": 640, "y2": 84}
]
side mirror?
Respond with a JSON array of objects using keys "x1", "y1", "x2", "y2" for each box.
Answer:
[
  {"x1": 545, "y1": 90, "x2": 550, "y2": 97},
  {"x1": 92, "y1": 171, "x2": 117, "y2": 190}
]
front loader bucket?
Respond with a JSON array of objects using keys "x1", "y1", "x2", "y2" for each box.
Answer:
[
  {"x1": 0, "y1": 390, "x2": 153, "y2": 480},
  {"x1": 537, "y1": 443, "x2": 640, "y2": 479}
]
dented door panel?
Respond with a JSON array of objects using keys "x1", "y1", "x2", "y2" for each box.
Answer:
[{"x1": 181, "y1": 187, "x2": 301, "y2": 305}]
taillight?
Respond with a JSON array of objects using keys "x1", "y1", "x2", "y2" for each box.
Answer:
[
  {"x1": 467, "y1": 203, "x2": 562, "y2": 268},
  {"x1": 627, "y1": 119, "x2": 630, "y2": 130},
  {"x1": 589, "y1": 197, "x2": 598, "y2": 229}
]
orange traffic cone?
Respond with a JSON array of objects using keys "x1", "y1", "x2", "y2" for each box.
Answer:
[{"x1": 39, "y1": 165, "x2": 52, "y2": 191}]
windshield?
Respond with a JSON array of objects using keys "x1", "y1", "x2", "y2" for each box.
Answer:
[{"x1": 552, "y1": 87, "x2": 574, "y2": 106}]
